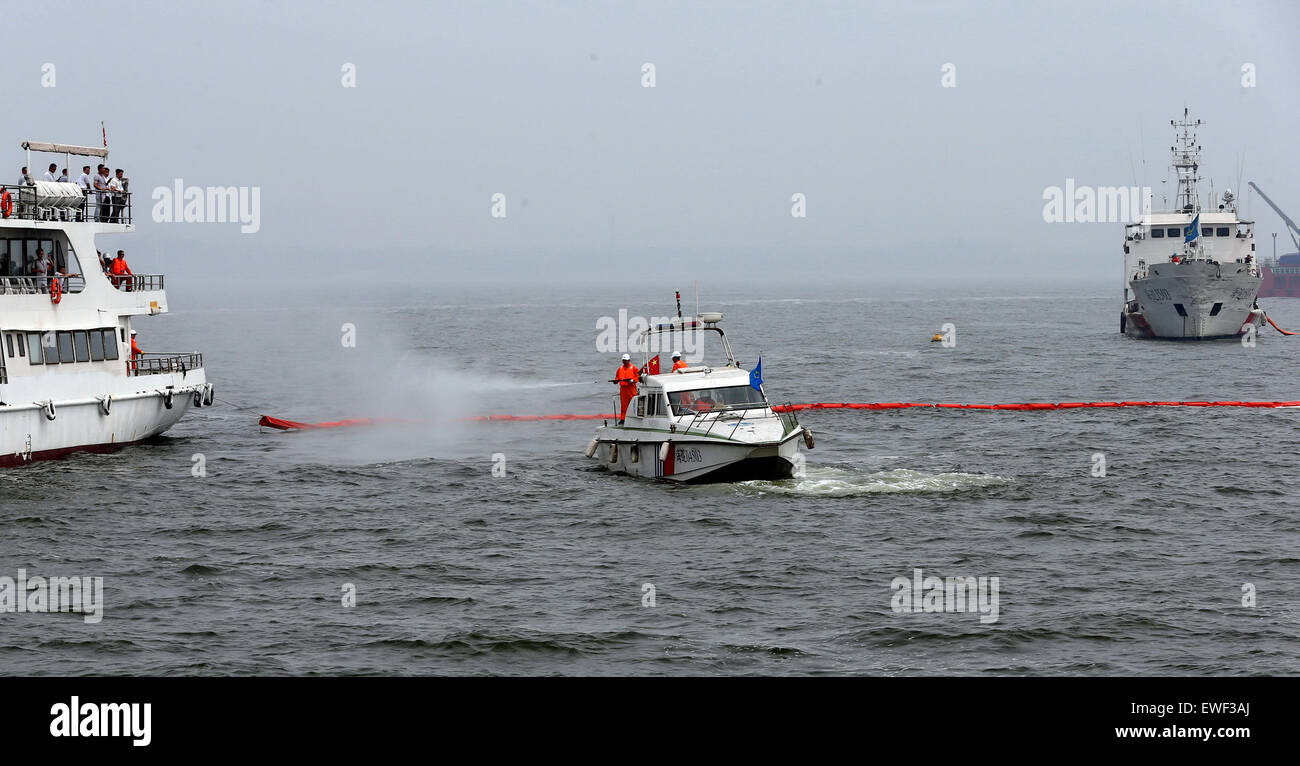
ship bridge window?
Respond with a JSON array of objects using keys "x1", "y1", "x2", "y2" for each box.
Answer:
[
  {"x1": 1216, "y1": 227, "x2": 1230, "y2": 237},
  {"x1": 0, "y1": 236, "x2": 85, "y2": 293},
  {"x1": 1202, "y1": 227, "x2": 1214, "y2": 237},
  {"x1": 1166, "y1": 228, "x2": 1181, "y2": 237},
  {"x1": 57, "y1": 332, "x2": 75, "y2": 363},
  {"x1": 1151, "y1": 228, "x2": 1165, "y2": 238}
]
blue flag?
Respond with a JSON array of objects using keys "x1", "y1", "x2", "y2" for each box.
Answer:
[
  {"x1": 749, "y1": 356, "x2": 763, "y2": 391},
  {"x1": 1184, "y1": 214, "x2": 1199, "y2": 243}
]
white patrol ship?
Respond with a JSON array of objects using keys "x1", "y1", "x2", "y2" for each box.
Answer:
[
  {"x1": 0, "y1": 140, "x2": 212, "y2": 466},
  {"x1": 1121, "y1": 111, "x2": 1264, "y2": 339},
  {"x1": 585, "y1": 311, "x2": 813, "y2": 482}
]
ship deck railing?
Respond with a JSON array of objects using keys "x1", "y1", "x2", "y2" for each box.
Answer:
[
  {"x1": 108, "y1": 274, "x2": 164, "y2": 291},
  {"x1": 130, "y1": 352, "x2": 203, "y2": 377},
  {"x1": 0, "y1": 274, "x2": 87, "y2": 295},
  {"x1": 0, "y1": 183, "x2": 132, "y2": 225}
]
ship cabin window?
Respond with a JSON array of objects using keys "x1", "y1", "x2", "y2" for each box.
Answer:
[
  {"x1": 57, "y1": 332, "x2": 75, "y2": 363},
  {"x1": 1151, "y1": 228, "x2": 1165, "y2": 238},
  {"x1": 1216, "y1": 227, "x2": 1230, "y2": 237},
  {"x1": 27, "y1": 333, "x2": 44, "y2": 364},
  {"x1": 4, "y1": 334, "x2": 12, "y2": 358},
  {"x1": 73, "y1": 331, "x2": 91, "y2": 362},
  {"x1": 1202, "y1": 227, "x2": 1214, "y2": 237},
  {"x1": 1166, "y1": 228, "x2": 1181, "y2": 237},
  {"x1": 16, "y1": 328, "x2": 118, "y2": 365},
  {"x1": 103, "y1": 329, "x2": 119, "y2": 360}
]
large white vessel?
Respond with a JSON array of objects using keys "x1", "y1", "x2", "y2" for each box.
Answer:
[
  {"x1": 1121, "y1": 111, "x2": 1264, "y2": 339},
  {"x1": 586, "y1": 311, "x2": 812, "y2": 482},
  {"x1": 0, "y1": 140, "x2": 211, "y2": 467}
]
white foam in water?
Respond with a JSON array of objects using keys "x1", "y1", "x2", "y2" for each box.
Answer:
[{"x1": 737, "y1": 466, "x2": 1013, "y2": 497}]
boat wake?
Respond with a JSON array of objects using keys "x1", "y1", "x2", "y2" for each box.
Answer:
[{"x1": 735, "y1": 466, "x2": 1013, "y2": 497}]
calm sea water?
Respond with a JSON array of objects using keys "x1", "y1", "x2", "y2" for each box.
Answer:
[{"x1": 3, "y1": 278, "x2": 1298, "y2": 675}]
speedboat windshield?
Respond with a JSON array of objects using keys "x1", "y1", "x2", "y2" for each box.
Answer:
[{"x1": 670, "y1": 384, "x2": 768, "y2": 415}]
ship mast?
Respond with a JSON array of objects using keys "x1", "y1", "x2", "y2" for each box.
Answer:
[{"x1": 1170, "y1": 108, "x2": 1202, "y2": 214}]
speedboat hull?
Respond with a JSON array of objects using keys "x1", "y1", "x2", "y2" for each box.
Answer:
[{"x1": 590, "y1": 428, "x2": 803, "y2": 483}]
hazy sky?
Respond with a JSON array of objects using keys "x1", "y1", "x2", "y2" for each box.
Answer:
[{"x1": 3, "y1": 0, "x2": 1298, "y2": 286}]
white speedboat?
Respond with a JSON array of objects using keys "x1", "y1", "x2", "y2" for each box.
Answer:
[
  {"x1": 0, "y1": 140, "x2": 212, "y2": 466},
  {"x1": 1121, "y1": 111, "x2": 1264, "y2": 339},
  {"x1": 585, "y1": 311, "x2": 812, "y2": 482}
]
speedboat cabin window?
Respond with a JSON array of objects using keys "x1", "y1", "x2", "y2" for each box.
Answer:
[
  {"x1": 1151, "y1": 228, "x2": 1165, "y2": 238},
  {"x1": 671, "y1": 385, "x2": 767, "y2": 415}
]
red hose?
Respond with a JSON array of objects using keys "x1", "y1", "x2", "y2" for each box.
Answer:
[{"x1": 1266, "y1": 314, "x2": 1298, "y2": 336}]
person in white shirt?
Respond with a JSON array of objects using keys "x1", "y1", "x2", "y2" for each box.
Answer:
[
  {"x1": 18, "y1": 166, "x2": 34, "y2": 185},
  {"x1": 93, "y1": 166, "x2": 112, "y2": 221},
  {"x1": 108, "y1": 169, "x2": 126, "y2": 223},
  {"x1": 58, "y1": 168, "x2": 69, "y2": 183},
  {"x1": 77, "y1": 165, "x2": 93, "y2": 189},
  {"x1": 42, "y1": 163, "x2": 58, "y2": 182}
]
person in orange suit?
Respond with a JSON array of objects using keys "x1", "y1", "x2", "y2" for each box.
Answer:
[
  {"x1": 110, "y1": 249, "x2": 134, "y2": 290},
  {"x1": 129, "y1": 329, "x2": 143, "y2": 374},
  {"x1": 613, "y1": 354, "x2": 639, "y2": 423},
  {"x1": 671, "y1": 351, "x2": 688, "y2": 372}
]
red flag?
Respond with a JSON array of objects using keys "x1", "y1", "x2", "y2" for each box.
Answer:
[
  {"x1": 645, "y1": 355, "x2": 660, "y2": 375},
  {"x1": 102, "y1": 122, "x2": 107, "y2": 148}
]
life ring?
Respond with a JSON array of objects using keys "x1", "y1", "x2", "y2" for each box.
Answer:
[
  {"x1": 163, "y1": 390, "x2": 174, "y2": 410},
  {"x1": 0, "y1": 189, "x2": 12, "y2": 218},
  {"x1": 50, "y1": 277, "x2": 62, "y2": 304},
  {"x1": 100, "y1": 395, "x2": 112, "y2": 416}
]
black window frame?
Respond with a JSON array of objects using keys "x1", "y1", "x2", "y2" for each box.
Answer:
[
  {"x1": 89, "y1": 329, "x2": 105, "y2": 361},
  {"x1": 27, "y1": 332, "x2": 43, "y2": 364},
  {"x1": 1151, "y1": 228, "x2": 1165, "y2": 238},
  {"x1": 102, "y1": 329, "x2": 119, "y2": 361}
]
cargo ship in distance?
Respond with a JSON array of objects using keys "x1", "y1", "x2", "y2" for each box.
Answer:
[
  {"x1": 0, "y1": 139, "x2": 212, "y2": 467},
  {"x1": 1121, "y1": 111, "x2": 1264, "y2": 339},
  {"x1": 1248, "y1": 182, "x2": 1300, "y2": 299}
]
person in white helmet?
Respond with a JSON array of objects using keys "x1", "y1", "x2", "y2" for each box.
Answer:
[
  {"x1": 129, "y1": 329, "x2": 143, "y2": 375},
  {"x1": 671, "y1": 351, "x2": 688, "y2": 372},
  {"x1": 612, "y1": 353, "x2": 639, "y2": 423}
]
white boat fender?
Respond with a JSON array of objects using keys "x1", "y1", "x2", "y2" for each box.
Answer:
[
  {"x1": 608, "y1": 443, "x2": 619, "y2": 463},
  {"x1": 193, "y1": 389, "x2": 204, "y2": 407},
  {"x1": 630, "y1": 444, "x2": 640, "y2": 463},
  {"x1": 802, "y1": 428, "x2": 815, "y2": 449},
  {"x1": 584, "y1": 438, "x2": 599, "y2": 458},
  {"x1": 43, "y1": 400, "x2": 56, "y2": 421},
  {"x1": 163, "y1": 390, "x2": 174, "y2": 410},
  {"x1": 658, "y1": 442, "x2": 670, "y2": 462},
  {"x1": 203, "y1": 384, "x2": 215, "y2": 407},
  {"x1": 99, "y1": 395, "x2": 112, "y2": 416}
]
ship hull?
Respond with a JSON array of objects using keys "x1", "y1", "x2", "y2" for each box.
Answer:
[
  {"x1": 0, "y1": 380, "x2": 206, "y2": 467},
  {"x1": 1260, "y1": 265, "x2": 1300, "y2": 298},
  {"x1": 1123, "y1": 261, "x2": 1263, "y2": 339}
]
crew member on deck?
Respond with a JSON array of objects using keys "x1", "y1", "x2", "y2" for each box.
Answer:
[
  {"x1": 671, "y1": 352, "x2": 688, "y2": 372},
  {"x1": 614, "y1": 354, "x2": 639, "y2": 423},
  {"x1": 130, "y1": 330, "x2": 143, "y2": 374},
  {"x1": 110, "y1": 250, "x2": 133, "y2": 289}
]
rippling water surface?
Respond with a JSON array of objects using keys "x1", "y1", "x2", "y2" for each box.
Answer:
[{"x1": 3, "y1": 279, "x2": 1298, "y2": 675}]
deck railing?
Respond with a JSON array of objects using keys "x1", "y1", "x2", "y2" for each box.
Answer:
[
  {"x1": 130, "y1": 352, "x2": 203, "y2": 377},
  {"x1": 0, "y1": 274, "x2": 86, "y2": 295},
  {"x1": 0, "y1": 183, "x2": 132, "y2": 224},
  {"x1": 109, "y1": 274, "x2": 164, "y2": 291}
]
